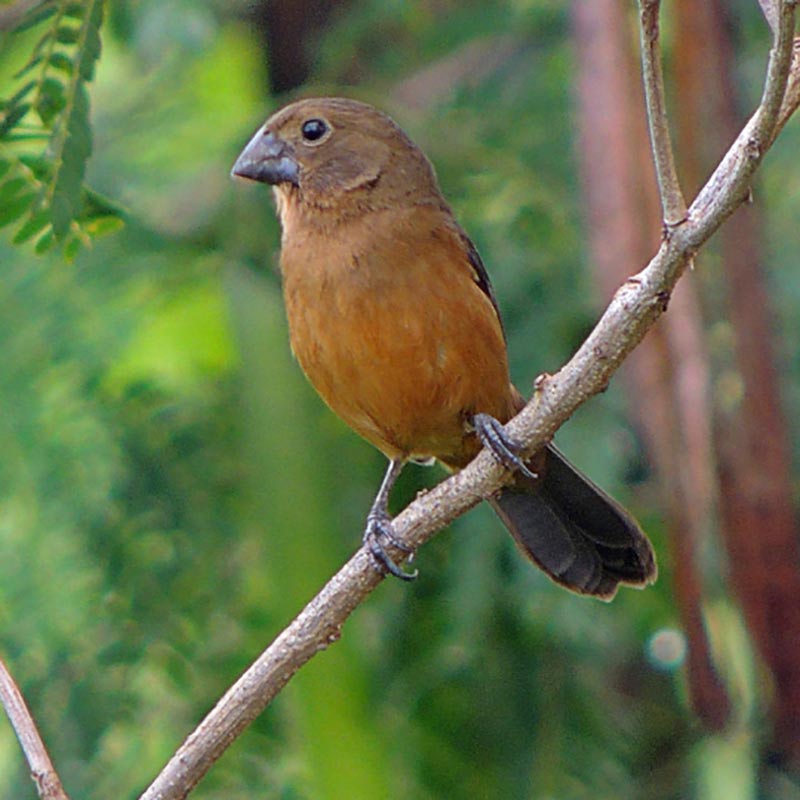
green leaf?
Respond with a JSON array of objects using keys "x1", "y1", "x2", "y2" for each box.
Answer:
[
  {"x1": 83, "y1": 187, "x2": 126, "y2": 219},
  {"x1": 48, "y1": 53, "x2": 74, "y2": 75},
  {"x1": 55, "y1": 26, "x2": 80, "y2": 45},
  {"x1": 39, "y1": 76, "x2": 66, "y2": 101},
  {"x1": 35, "y1": 78, "x2": 67, "y2": 126},
  {"x1": 0, "y1": 177, "x2": 28, "y2": 196},
  {"x1": 12, "y1": 3, "x2": 57, "y2": 33},
  {"x1": 2, "y1": 0, "x2": 117, "y2": 256},
  {"x1": 33, "y1": 228, "x2": 55, "y2": 253},
  {"x1": 48, "y1": 91, "x2": 90, "y2": 240},
  {"x1": 0, "y1": 104, "x2": 31, "y2": 138},
  {"x1": 0, "y1": 191, "x2": 36, "y2": 229},
  {"x1": 79, "y1": 2, "x2": 104, "y2": 81},
  {"x1": 14, "y1": 26, "x2": 54, "y2": 78},
  {"x1": 19, "y1": 154, "x2": 50, "y2": 180},
  {"x1": 63, "y1": 4, "x2": 85, "y2": 20},
  {"x1": 50, "y1": 189, "x2": 73, "y2": 239},
  {"x1": 12, "y1": 211, "x2": 50, "y2": 244},
  {"x1": 13, "y1": 54, "x2": 43, "y2": 80},
  {"x1": 5, "y1": 81, "x2": 37, "y2": 111},
  {"x1": 63, "y1": 232, "x2": 83, "y2": 261},
  {"x1": 83, "y1": 215, "x2": 124, "y2": 238}
]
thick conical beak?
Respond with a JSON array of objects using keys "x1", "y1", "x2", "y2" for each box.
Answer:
[{"x1": 231, "y1": 128, "x2": 299, "y2": 186}]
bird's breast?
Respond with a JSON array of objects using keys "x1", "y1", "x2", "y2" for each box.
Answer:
[{"x1": 279, "y1": 206, "x2": 515, "y2": 466}]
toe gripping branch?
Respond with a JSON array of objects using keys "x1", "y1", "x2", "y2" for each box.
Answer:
[
  {"x1": 363, "y1": 415, "x2": 536, "y2": 582},
  {"x1": 363, "y1": 459, "x2": 418, "y2": 581},
  {"x1": 363, "y1": 510, "x2": 418, "y2": 581},
  {"x1": 473, "y1": 413, "x2": 538, "y2": 481}
]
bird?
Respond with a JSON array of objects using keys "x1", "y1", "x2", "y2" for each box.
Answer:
[{"x1": 231, "y1": 97, "x2": 657, "y2": 600}]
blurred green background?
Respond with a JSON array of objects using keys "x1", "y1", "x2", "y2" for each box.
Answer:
[{"x1": 1, "y1": 1, "x2": 799, "y2": 798}]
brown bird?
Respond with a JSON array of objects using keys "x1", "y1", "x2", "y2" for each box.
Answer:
[{"x1": 232, "y1": 97, "x2": 656, "y2": 599}]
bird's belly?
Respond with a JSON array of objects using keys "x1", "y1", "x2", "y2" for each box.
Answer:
[{"x1": 284, "y1": 271, "x2": 513, "y2": 464}]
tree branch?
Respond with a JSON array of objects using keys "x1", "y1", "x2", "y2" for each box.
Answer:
[
  {"x1": 638, "y1": 0, "x2": 687, "y2": 225},
  {"x1": 0, "y1": 656, "x2": 70, "y2": 800},
  {"x1": 760, "y1": 0, "x2": 780, "y2": 34},
  {"x1": 774, "y1": 34, "x2": 800, "y2": 135},
  {"x1": 140, "y1": 4, "x2": 798, "y2": 798}
]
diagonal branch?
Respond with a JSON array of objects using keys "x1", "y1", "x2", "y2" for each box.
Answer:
[
  {"x1": 139, "y1": 4, "x2": 798, "y2": 798},
  {"x1": 0, "y1": 656, "x2": 70, "y2": 800}
]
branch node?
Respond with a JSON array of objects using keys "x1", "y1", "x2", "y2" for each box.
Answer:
[
  {"x1": 532, "y1": 372, "x2": 551, "y2": 392},
  {"x1": 662, "y1": 214, "x2": 689, "y2": 241},
  {"x1": 325, "y1": 627, "x2": 342, "y2": 646},
  {"x1": 746, "y1": 136, "x2": 763, "y2": 159},
  {"x1": 592, "y1": 344, "x2": 610, "y2": 361},
  {"x1": 654, "y1": 290, "x2": 672, "y2": 312}
]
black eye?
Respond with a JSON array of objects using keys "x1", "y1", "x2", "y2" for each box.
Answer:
[{"x1": 301, "y1": 118, "x2": 328, "y2": 142}]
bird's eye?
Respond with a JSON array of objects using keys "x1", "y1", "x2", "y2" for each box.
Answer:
[{"x1": 301, "y1": 118, "x2": 329, "y2": 143}]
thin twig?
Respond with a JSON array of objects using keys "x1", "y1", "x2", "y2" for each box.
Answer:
[
  {"x1": 688, "y1": 0, "x2": 796, "y2": 245},
  {"x1": 759, "y1": 1, "x2": 798, "y2": 127},
  {"x1": 0, "y1": 657, "x2": 70, "y2": 800},
  {"x1": 774, "y1": 35, "x2": 800, "y2": 136},
  {"x1": 140, "y1": 4, "x2": 798, "y2": 798},
  {"x1": 638, "y1": 0, "x2": 687, "y2": 225}
]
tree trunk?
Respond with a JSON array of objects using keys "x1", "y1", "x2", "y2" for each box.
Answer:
[
  {"x1": 572, "y1": 0, "x2": 730, "y2": 730},
  {"x1": 674, "y1": 0, "x2": 800, "y2": 764}
]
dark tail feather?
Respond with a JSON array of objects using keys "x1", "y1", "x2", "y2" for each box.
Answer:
[{"x1": 489, "y1": 445, "x2": 657, "y2": 600}]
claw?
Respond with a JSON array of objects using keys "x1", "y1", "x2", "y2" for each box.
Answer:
[
  {"x1": 473, "y1": 413, "x2": 538, "y2": 480},
  {"x1": 363, "y1": 512, "x2": 418, "y2": 581}
]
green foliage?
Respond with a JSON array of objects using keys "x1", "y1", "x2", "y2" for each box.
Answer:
[
  {"x1": 1, "y1": 2, "x2": 799, "y2": 799},
  {"x1": 0, "y1": 0, "x2": 121, "y2": 258}
]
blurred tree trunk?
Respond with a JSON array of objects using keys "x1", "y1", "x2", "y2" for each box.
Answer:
[
  {"x1": 571, "y1": 0, "x2": 731, "y2": 730},
  {"x1": 674, "y1": 0, "x2": 800, "y2": 766},
  {"x1": 247, "y1": 0, "x2": 348, "y2": 93}
]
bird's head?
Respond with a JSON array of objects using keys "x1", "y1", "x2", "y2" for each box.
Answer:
[{"x1": 231, "y1": 97, "x2": 441, "y2": 217}]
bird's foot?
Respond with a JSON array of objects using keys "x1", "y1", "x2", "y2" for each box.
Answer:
[
  {"x1": 473, "y1": 413, "x2": 538, "y2": 480},
  {"x1": 363, "y1": 511, "x2": 418, "y2": 581}
]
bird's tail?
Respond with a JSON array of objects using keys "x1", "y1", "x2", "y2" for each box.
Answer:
[{"x1": 489, "y1": 445, "x2": 656, "y2": 600}]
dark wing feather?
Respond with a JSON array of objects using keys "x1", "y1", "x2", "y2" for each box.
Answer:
[{"x1": 460, "y1": 231, "x2": 506, "y2": 342}]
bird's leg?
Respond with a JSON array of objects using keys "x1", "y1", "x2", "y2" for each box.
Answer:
[
  {"x1": 472, "y1": 413, "x2": 538, "y2": 480},
  {"x1": 363, "y1": 458, "x2": 419, "y2": 581}
]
